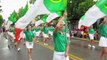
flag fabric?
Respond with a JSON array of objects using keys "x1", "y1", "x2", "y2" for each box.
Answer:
[
  {"x1": 14, "y1": 0, "x2": 67, "y2": 42},
  {"x1": 78, "y1": 16, "x2": 84, "y2": 28},
  {"x1": 35, "y1": 14, "x2": 48, "y2": 27},
  {"x1": 5, "y1": 21, "x2": 13, "y2": 30},
  {"x1": 22, "y1": 3, "x2": 29, "y2": 16},
  {"x1": 8, "y1": 11, "x2": 17, "y2": 23},
  {"x1": 78, "y1": 0, "x2": 107, "y2": 29},
  {"x1": 5, "y1": 11, "x2": 17, "y2": 30},
  {"x1": 44, "y1": 0, "x2": 67, "y2": 12}
]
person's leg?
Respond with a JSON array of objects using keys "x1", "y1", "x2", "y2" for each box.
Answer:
[
  {"x1": 17, "y1": 40, "x2": 21, "y2": 52},
  {"x1": 29, "y1": 48, "x2": 32, "y2": 60},
  {"x1": 103, "y1": 47, "x2": 107, "y2": 60},
  {"x1": 44, "y1": 38, "x2": 48, "y2": 45},
  {"x1": 36, "y1": 36, "x2": 39, "y2": 42},
  {"x1": 99, "y1": 47, "x2": 104, "y2": 60},
  {"x1": 27, "y1": 48, "x2": 31, "y2": 60},
  {"x1": 90, "y1": 34, "x2": 95, "y2": 48},
  {"x1": 91, "y1": 40, "x2": 95, "y2": 46}
]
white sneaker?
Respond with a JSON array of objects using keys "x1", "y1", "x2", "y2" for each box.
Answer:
[
  {"x1": 72, "y1": 36, "x2": 74, "y2": 37},
  {"x1": 36, "y1": 41, "x2": 39, "y2": 43},
  {"x1": 45, "y1": 43, "x2": 48, "y2": 46},
  {"x1": 17, "y1": 48, "x2": 21, "y2": 52},
  {"x1": 44, "y1": 43, "x2": 48, "y2": 45},
  {"x1": 88, "y1": 44, "x2": 91, "y2": 47},
  {"x1": 30, "y1": 58, "x2": 32, "y2": 60},
  {"x1": 92, "y1": 46, "x2": 96, "y2": 49},
  {"x1": 44, "y1": 43, "x2": 46, "y2": 45},
  {"x1": 14, "y1": 43, "x2": 17, "y2": 46}
]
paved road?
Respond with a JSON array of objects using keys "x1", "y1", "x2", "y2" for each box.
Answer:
[{"x1": 0, "y1": 33, "x2": 105, "y2": 60}]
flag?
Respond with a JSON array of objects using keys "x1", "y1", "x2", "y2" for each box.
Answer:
[
  {"x1": 44, "y1": 0, "x2": 67, "y2": 12},
  {"x1": 14, "y1": 0, "x2": 67, "y2": 42},
  {"x1": 78, "y1": 0, "x2": 107, "y2": 28},
  {"x1": 78, "y1": 16, "x2": 84, "y2": 28},
  {"x1": 5, "y1": 11, "x2": 17, "y2": 30},
  {"x1": 35, "y1": 14, "x2": 48, "y2": 27},
  {"x1": 22, "y1": 3, "x2": 29, "y2": 16},
  {"x1": 8, "y1": 10, "x2": 17, "y2": 23}
]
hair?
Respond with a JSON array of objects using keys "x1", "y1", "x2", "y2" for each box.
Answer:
[
  {"x1": 101, "y1": 16, "x2": 107, "y2": 24},
  {"x1": 26, "y1": 25, "x2": 32, "y2": 31}
]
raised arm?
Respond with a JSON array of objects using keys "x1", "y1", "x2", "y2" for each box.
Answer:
[{"x1": 54, "y1": 11, "x2": 67, "y2": 33}]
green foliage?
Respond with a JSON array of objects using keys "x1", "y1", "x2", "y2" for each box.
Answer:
[
  {"x1": 68, "y1": 0, "x2": 95, "y2": 20},
  {"x1": 0, "y1": 15, "x2": 4, "y2": 27},
  {"x1": 76, "y1": 0, "x2": 95, "y2": 18}
]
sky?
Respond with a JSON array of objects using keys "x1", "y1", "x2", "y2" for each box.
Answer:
[{"x1": 0, "y1": 0, "x2": 30, "y2": 21}]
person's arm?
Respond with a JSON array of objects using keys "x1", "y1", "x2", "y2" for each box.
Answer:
[
  {"x1": 65, "y1": 44, "x2": 70, "y2": 57},
  {"x1": 54, "y1": 11, "x2": 67, "y2": 33}
]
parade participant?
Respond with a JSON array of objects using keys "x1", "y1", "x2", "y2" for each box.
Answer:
[
  {"x1": 14, "y1": 0, "x2": 67, "y2": 43},
  {"x1": 2, "y1": 21, "x2": 7, "y2": 38},
  {"x1": 88, "y1": 26, "x2": 95, "y2": 48},
  {"x1": 48, "y1": 26, "x2": 54, "y2": 41},
  {"x1": 53, "y1": 11, "x2": 69, "y2": 60},
  {"x1": 34, "y1": 26, "x2": 41, "y2": 42},
  {"x1": 99, "y1": 17, "x2": 107, "y2": 60},
  {"x1": 17, "y1": 31, "x2": 25, "y2": 52},
  {"x1": 24, "y1": 25, "x2": 35, "y2": 60},
  {"x1": 42, "y1": 24, "x2": 49, "y2": 45}
]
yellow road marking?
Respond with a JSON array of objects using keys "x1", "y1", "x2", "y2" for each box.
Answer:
[{"x1": 35, "y1": 42, "x2": 83, "y2": 60}]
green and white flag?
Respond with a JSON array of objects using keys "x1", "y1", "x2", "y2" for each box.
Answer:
[
  {"x1": 14, "y1": 0, "x2": 67, "y2": 42},
  {"x1": 35, "y1": 14, "x2": 48, "y2": 27},
  {"x1": 78, "y1": 16, "x2": 84, "y2": 28},
  {"x1": 78, "y1": 0, "x2": 107, "y2": 28},
  {"x1": 15, "y1": 0, "x2": 67, "y2": 29},
  {"x1": 5, "y1": 11, "x2": 17, "y2": 30},
  {"x1": 8, "y1": 11, "x2": 17, "y2": 23},
  {"x1": 22, "y1": 3, "x2": 29, "y2": 16},
  {"x1": 6, "y1": 3, "x2": 29, "y2": 30}
]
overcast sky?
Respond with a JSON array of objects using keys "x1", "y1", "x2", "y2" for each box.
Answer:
[{"x1": 0, "y1": 0, "x2": 30, "y2": 21}]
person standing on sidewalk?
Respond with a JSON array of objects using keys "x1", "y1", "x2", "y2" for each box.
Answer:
[
  {"x1": 88, "y1": 26, "x2": 95, "y2": 49},
  {"x1": 42, "y1": 24, "x2": 49, "y2": 45}
]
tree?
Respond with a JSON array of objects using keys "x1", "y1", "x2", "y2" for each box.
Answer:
[
  {"x1": 68, "y1": 0, "x2": 95, "y2": 20},
  {"x1": 76, "y1": 0, "x2": 95, "y2": 18},
  {"x1": 0, "y1": 15, "x2": 4, "y2": 27}
]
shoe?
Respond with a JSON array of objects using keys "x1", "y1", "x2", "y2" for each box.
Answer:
[
  {"x1": 88, "y1": 44, "x2": 91, "y2": 47},
  {"x1": 72, "y1": 36, "x2": 74, "y2": 37},
  {"x1": 30, "y1": 58, "x2": 32, "y2": 60},
  {"x1": 17, "y1": 48, "x2": 20, "y2": 52},
  {"x1": 14, "y1": 43, "x2": 17, "y2": 46},
  {"x1": 92, "y1": 46, "x2": 95, "y2": 49},
  {"x1": 45, "y1": 43, "x2": 48, "y2": 46},
  {"x1": 36, "y1": 41, "x2": 39, "y2": 43},
  {"x1": 44, "y1": 43, "x2": 46, "y2": 45},
  {"x1": 8, "y1": 45, "x2": 10, "y2": 49}
]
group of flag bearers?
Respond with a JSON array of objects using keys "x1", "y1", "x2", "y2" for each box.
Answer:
[
  {"x1": 4, "y1": 0, "x2": 107, "y2": 60},
  {"x1": 6, "y1": 11, "x2": 70, "y2": 60}
]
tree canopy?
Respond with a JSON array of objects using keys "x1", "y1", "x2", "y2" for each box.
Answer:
[
  {"x1": 0, "y1": 15, "x2": 4, "y2": 27},
  {"x1": 68, "y1": 0, "x2": 95, "y2": 20}
]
